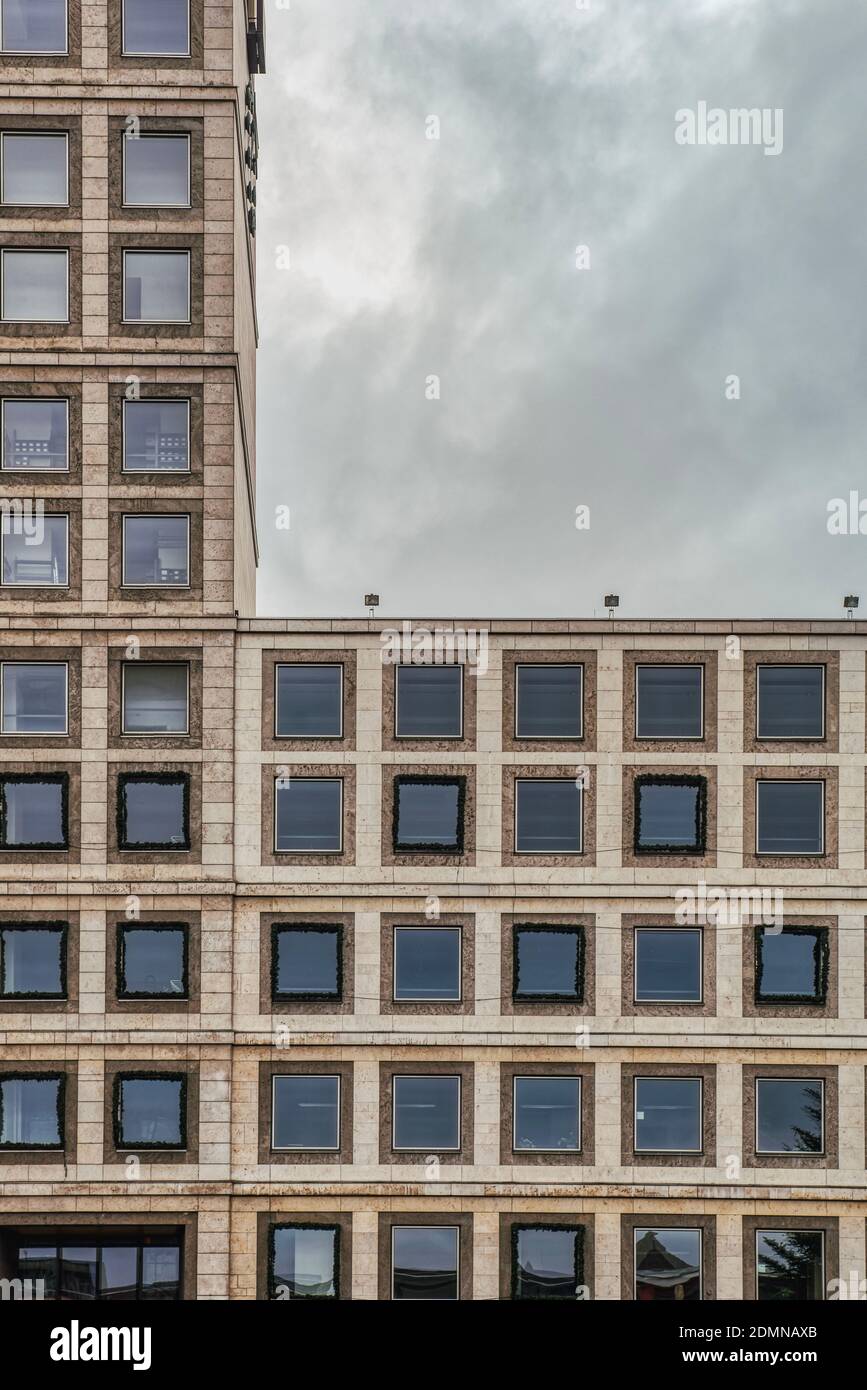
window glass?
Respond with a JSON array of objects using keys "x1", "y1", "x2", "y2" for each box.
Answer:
[
  {"x1": 392, "y1": 1226, "x2": 458, "y2": 1301},
  {"x1": 122, "y1": 515, "x2": 189, "y2": 587},
  {"x1": 516, "y1": 664, "x2": 582, "y2": 739},
  {"x1": 513, "y1": 1226, "x2": 581, "y2": 1300},
  {"x1": 756, "y1": 928, "x2": 825, "y2": 1002},
  {"x1": 756, "y1": 1231, "x2": 824, "y2": 1301},
  {"x1": 273, "y1": 925, "x2": 341, "y2": 999},
  {"x1": 123, "y1": 251, "x2": 189, "y2": 322},
  {"x1": 393, "y1": 928, "x2": 460, "y2": 1001},
  {"x1": 122, "y1": 663, "x2": 188, "y2": 734},
  {"x1": 1, "y1": 249, "x2": 67, "y2": 321},
  {"x1": 756, "y1": 781, "x2": 824, "y2": 854},
  {"x1": 17, "y1": 1246, "x2": 58, "y2": 1297},
  {"x1": 513, "y1": 926, "x2": 582, "y2": 1001},
  {"x1": 274, "y1": 778, "x2": 342, "y2": 853},
  {"x1": 122, "y1": 0, "x2": 190, "y2": 57},
  {"x1": 756, "y1": 1078, "x2": 823, "y2": 1154},
  {"x1": 2, "y1": 662, "x2": 67, "y2": 733},
  {"x1": 60, "y1": 1247, "x2": 97, "y2": 1300},
  {"x1": 757, "y1": 666, "x2": 824, "y2": 739},
  {"x1": 634, "y1": 1228, "x2": 701, "y2": 1301},
  {"x1": 116, "y1": 1076, "x2": 184, "y2": 1148},
  {"x1": 1, "y1": 775, "x2": 66, "y2": 847},
  {"x1": 272, "y1": 1074, "x2": 340, "y2": 1150},
  {"x1": 635, "y1": 665, "x2": 703, "y2": 738},
  {"x1": 275, "y1": 664, "x2": 342, "y2": 737},
  {"x1": 270, "y1": 1225, "x2": 337, "y2": 1300},
  {"x1": 2, "y1": 398, "x2": 68, "y2": 470},
  {"x1": 635, "y1": 928, "x2": 702, "y2": 1003},
  {"x1": 393, "y1": 1074, "x2": 460, "y2": 1150},
  {"x1": 0, "y1": 1075, "x2": 61, "y2": 1146},
  {"x1": 513, "y1": 1076, "x2": 580, "y2": 1152},
  {"x1": 123, "y1": 400, "x2": 189, "y2": 472},
  {"x1": 634, "y1": 1076, "x2": 701, "y2": 1152},
  {"x1": 118, "y1": 926, "x2": 186, "y2": 998},
  {"x1": 0, "y1": 925, "x2": 64, "y2": 996},
  {"x1": 140, "y1": 1247, "x2": 180, "y2": 1301},
  {"x1": 118, "y1": 775, "x2": 188, "y2": 850},
  {"x1": 635, "y1": 777, "x2": 704, "y2": 852},
  {"x1": 2, "y1": 513, "x2": 68, "y2": 586},
  {"x1": 99, "y1": 1247, "x2": 137, "y2": 1301},
  {"x1": 395, "y1": 665, "x2": 462, "y2": 737},
  {"x1": 393, "y1": 777, "x2": 463, "y2": 851},
  {"x1": 1, "y1": 133, "x2": 67, "y2": 205},
  {"x1": 124, "y1": 134, "x2": 189, "y2": 207},
  {"x1": 0, "y1": 0, "x2": 67, "y2": 54},
  {"x1": 515, "y1": 779, "x2": 581, "y2": 853},
  {"x1": 16, "y1": 1241, "x2": 181, "y2": 1301}
]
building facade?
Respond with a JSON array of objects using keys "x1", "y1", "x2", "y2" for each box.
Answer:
[{"x1": 0, "y1": 0, "x2": 865, "y2": 1303}]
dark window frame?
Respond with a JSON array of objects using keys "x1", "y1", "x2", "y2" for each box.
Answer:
[
  {"x1": 510, "y1": 1222, "x2": 584, "y2": 1302},
  {"x1": 116, "y1": 771, "x2": 191, "y2": 853},
  {"x1": 271, "y1": 922, "x2": 343, "y2": 1003},
  {"x1": 112, "y1": 1071, "x2": 187, "y2": 1152},
  {"x1": 267, "y1": 1221, "x2": 340, "y2": 1301},
  {"x1": 756, "y1": 663, "x2": 826, "y2": 741},
  {"x1": 754, "y1": 925, "x2": 829, "y2": 1005},
  {"x1": 0, "y1": 921, "x2": 67, "y2": 1000},
  {"x1": 0, "y1": 1071, "x2": 65, "y2": 1150},
  {"x1": 635, "y1": 662, "x2": 705, "y2": 740},
  {"x1": 511, "y1": 923, "x2": 584, "y2": 1004},
  {"x1": 116, "y1": 922, "x2": 189, "y2": 1002},
  {"x1": 392, "y1": 774, "x2": 466, "y2": 855},
  {"x1": 0, "y1": 771, "x2": 69, "y2": 850},
  {"x1": 633, "y1": 773, "x2": 707, "y2": 855}
]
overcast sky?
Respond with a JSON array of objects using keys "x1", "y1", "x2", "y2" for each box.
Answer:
[{"x1": 254, "y1": 0, "x2": 867, "y2": 619}]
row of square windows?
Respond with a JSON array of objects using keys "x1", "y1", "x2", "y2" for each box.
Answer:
[
  {"x1": 0, "y1": 1, "x2": 195, "y2": 60},
  {"x1": 0, "y1": 920, "x2": 832, "y2": 1009},
  {"x1": 0, "y1": 248, "x2": 198, "y2": 327}
]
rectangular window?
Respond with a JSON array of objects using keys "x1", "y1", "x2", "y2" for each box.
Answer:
[
  {"x1": 272, "y1": 1074, "x2": 340, "y2": 1151},
  {"x1": 117, "y1": 924, "x2": 187, "y2": 1000},
  {"x1": 272, "y1": 923, "x2": 342, "y2": 1001},
  {"x1": 1, "y1": 662, "x2": 67, "y2": 734},
  {"x1": 0, "y1": 1074, "x2": 63, "y2": 1148},
  {"x1": 756, "y1": 1078, "x2": 824, "y2": 1154},
  {"x1": 269, "y1": 1224, "x2": 338, "y2": 1301},
  {"x1": 512, "y1": 1225, "x2": 583, "y2": 1301},
  {"x1": 393, "y1": 775, "x2": 464, "y2": 852},
  {"x1": 122, "y1": 0, "x2": 191, "y2": 58},
  {"x1": 0, "y1": 0, "x2": 67, "y2": 54},
  {"x1": 635, "y1": 664, "x2": 703, "y2": 739},
  {"x1": 121, "y1": 663, "x2": 189, "y2": 735},
  {"x1": 2, "y1": 513, "x2": 68, "y2": 587},
  {"x1": 756, "y1": 1230, "x2": 824, "y2": 1301},
  {"x1": 634, "y1": 1228, "x2": 701, "y2": 1301},
  {"x1": 392, "y1": 1226, "x2": 459, "y2": 1301},
  {"x1": 634, "y1": 928, "x2": 702, "y2": 1004},
  {"x1": 634, "y1": 775, "x2": 705, "y2": 853},
  {"x1": 1, "y1": 249, "x2": 68, "y2": 322},
  {"x1": 515, "y1": 664, "x2": 583, "y2": 739},
  {"x1": 114, "y1": 1075, "x2": 185, "y2": 1150},
  {"x1": 274, "y1": 664, "x2": 342, "y2": 738},
  {"x1": 117, "y1": 773, "x2": 190, "y2": 852},
  {"x1": 274, "y1": 777, "x2": 342, "y2": 853},
  {"x1": 15, "y1": 1240, "x2": 181, "y2": 1301},
  {"x1": 513, "y1": 926, "x2": 583, "y2": 1002},
  {"x1": 392, "y1": 1074, "x2": 460, "y2": 1151},
  {"x1": 0, "y1": 774, "x2": 67, "y2": 849},
  {"x1": 1, "y1": 132, "x2": 68, "y2": 206},
  {"x1": 122, "y1": 250, "x2": 190, "y2": 324},
  {"x1": 756, "y1": 780, "x2": 824, "y2": 855},
  {"x1": 514, "y1": 778, "x2": 582, "y2": 854},
  {"x1": 122, "y1": 514, "x2": 190, "y2": 588},
  {"x1": 0, "y1": 924, "x2": 66, "y2": 998},
  {"x1": 755, "y1": 926, "x2": 828, "y2": 1004},
  {"x1": 757, "y1": 665, "x2": 825, "y2": 740},
  {"x1": 122, "y1": 399, "x2": 190, "y2": 473},
  {"x1": 123, "y1": 134, "x2": 191, "y2": 208},
  {"x1": 2, "y1": 398, "x2": 68, "y2": 471},
  {"x1": 393, "y1": 927, "x2": 461, "y2": 1002},
  {"x1": 513, "y1": 1075, "x2": 581, "y2": 1153},
  {"x1": 634, "y1": 1076, "x2": 702, "y2": 1153},
  {"x1": 395, "y1": 665, "x2": 462, "y2": 738}
]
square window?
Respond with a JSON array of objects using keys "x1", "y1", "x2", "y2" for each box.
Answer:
[
  {"x1": 513, "y1": 926, "x2": 583, "y2": 1002},
  {"x1": 0, "y1": 0, "x2": 67, "y2": 54},
  {"x1": 393, "y1": 928, "x2": 461, "y2": 1002},
  {"x1": 123, "y1": 134, "x2": 190, "y2": 208},
  {"x1": 634, "y1": 1228, "x2": 701, "y2": 1301},
  {"x1": 122, "y1": 399, "x2": 190, "y2": 472},
  {"x1": 117, "y1": 773, "x2": 190, "y2": 851},
  {"x1": 122, "y1": 514, "x2": 190, "y2": 587},
  {"x1": 1, "y1": 662, "x2": 67, "y2": 734},
  {"x1": 1, "y1": 249, "x2": 68, "y2": 322},
  {"x1": 269, "y1": 1224, "x2": 339, "y2": 1301},
  {"x1": 755, "y1": 927, "x2": 828, "y2": 1004},
  {"x1": 0, "y1": 924, "x2": 66, "y2": 998},
  {"x1": 2, "y1": 398, "x2": 68, "y2": 471},
  {"x1": 392, "y1": 1074, "x2": 460, "y2": 1151},
  {"x1": 272, "y1": 924, "x2": 342, "y2": 1001},
  {"x1": 757, "y1": 665, "x2": 825, "y2": 739},
  {"x1": 634, "y1": 1076, "x2": 702, "y2": 1153},
  {"x1": 121, "y1": 663, "x2": 189, "y2": 735},
  {"x1": 515, "y1": 664, "x2": 583, "y2": 739},
  {"x1": 513, "y1": 1075, "x2": 581, "y2": 1152},
  {"x1": 275, "y1": 664, "x2": 342, "y2": 738},
  {"x1": 114, "y1": 1074, "x2": 185, "y2": 1149},
  {"x1": 634, "y1": 775, "x2": 705, "y2": 854},
  {"x1": 0, "y1": 774, "x2": 67, "y2": 848},
  {"x1": 122, "y1": 250, "x2": 190, "y2": 323},
  {"x1": 0, "y1": 1074, "x2": 63, "y2": 1148},
  {"x1": 756, "y1": 780, "x2": 824, "y2": 855},
  {"x1": 1, "y1": 133, "x2": 68, "y2": 206},
  {"x1": 756, "y1": 1078, "x2": 824, "y2": 1154},
  {"x1": 2, "y1": 513, "x2": 68, "y2": 586},
  {"x1": 512, "y1": 1225, "x2": 583, "y2": 1301},
  {"x1": 122, "y1": 0, "x2": 191, "y2": 57},
  {"x1": 635, "y1": 665, "x2": 703, "y2": 739},
  {"x1": 117, "y1": 925, "x2": 187, "y2": 999},
  {"x1": 392, "y1": 1226, "x2": 458, "y2": 1301},
  {"x1": 634, "y1": 928, "x2": 702, "y2": 1004},
  {"x1": 514, "y1": 778, "x2": 582, "y2": 854},
  {"x1": 272, "y1": 1074, "x2": 340, "y2": 1151},
  {"x1": 393, "y1": 775, "x2": 464, "y2": 852},
  {"x1": 274, "y1": 777, "x2": 342, "y2": 853},
  {"x1": 756, "y1": 1230, "x2": 824, "y2": 1301},
  {"x1": 395, "y1": 665, "x2": 462, "y2": 738}
]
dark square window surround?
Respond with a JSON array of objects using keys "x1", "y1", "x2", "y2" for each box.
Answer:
[
  {"x1": 117, "y1": 772, "x2": 190, "y2": 851},
  {"x1": 392, "y1": 775, "x2": 465, "y2": 853},
  {"x1": 0, "y1": 922, "x2": 66, "y2": 998},
  {"x1": 513, "y1": 925, "x2": 584, "y2": 1003},
  {"x1": 268, "y1": 1223, "x2": 339, "y2": 1301},
  {"x1": 511, "y1": 1224, "x2": 584, "y2": 1301},
  {"x1": 117, "y1": 924, "x2": 188, "y2": 1000},
  {"x1": 113, "y1": 1074, "x2": 186, "y2": 1151},
  {"x1": 0, "y1": 1073, "x2": 64, "y2": 1149},
  {"x1": 755, "y1": 926, "x2": 829, "y2": 1004},
  {"x1": 0, "y1": 773, "x2": 68, "y2": 849},
  {"x1": 272, "y1": 923, "x2": 342, "y2": 1002},
  {"x1": 634, "y1": 775, "x2": 706, "y2": 854}
]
